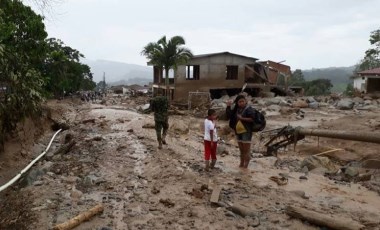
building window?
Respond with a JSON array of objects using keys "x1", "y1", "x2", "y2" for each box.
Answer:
[
  {"x1": 362, "y1": 77, "x2": 365, "y2": 80},
  {"x1": 186, "y1": 65, "x2": 200, "y2": 80},
  {"x1": 226, "y1": 65, "x2": 238, "y2": 80}
]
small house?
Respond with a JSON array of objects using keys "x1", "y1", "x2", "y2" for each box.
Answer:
[{"x1": 354, "y1": 67, "x2": 380, "y2": 93}]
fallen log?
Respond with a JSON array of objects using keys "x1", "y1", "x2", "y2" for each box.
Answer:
[
  {"x1": 285, "y1": 206, "x2": 365, "y2": 230},
  {"x1": 52, "y1": 204, "x2": 104, "y2": 230}
]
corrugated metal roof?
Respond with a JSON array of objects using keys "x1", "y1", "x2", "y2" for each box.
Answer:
[
  {"x1": 358, "y1": 67, "x2": 380, "y2": 75},
  {"x1": 192, "y1": 52, "x2": 258, "y2": 61}
]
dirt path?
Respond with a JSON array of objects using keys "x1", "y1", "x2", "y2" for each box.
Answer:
[{"x1": 1, "y1": 100, "x2": 380, "y2": 229}]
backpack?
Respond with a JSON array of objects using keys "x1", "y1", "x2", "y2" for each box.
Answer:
[
  {"x1": 251, "y1": 108, "x2": 266, "y2": 132},
  {"x1": 227, "y1": 105, "x2": 266, "y2": 132}
]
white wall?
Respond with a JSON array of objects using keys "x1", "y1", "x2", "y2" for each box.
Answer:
[{"x1": 353, "y1": 76, "x2": 366, "y2": 93}]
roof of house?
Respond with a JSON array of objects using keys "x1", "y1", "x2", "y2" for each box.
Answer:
[
  {"x1": 357, "y1": 67, "x2": 380, "y2": 76},
  {"x1": 192, "y1": 52, "x2": 258, "y2": 61}
]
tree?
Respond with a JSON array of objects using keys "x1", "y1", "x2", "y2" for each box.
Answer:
[
  {"x1": 357, "y1": 28, "x2": 380, "y2": 71},
  {"x1": 0, "y1": 0, "x2": 48, "y2": 149},
  {"x1": 289, "y1": 69, "x2": 305, "y2": 86},
  {"x1": 141, "y1": 35, "x2": 193, "y2": 99},
  {"x1": 303, "y1": 79, "x2": 333, "y2": 96},
  {"x1": 43, "y1": 38, "x2": 95, "y2": 97}
]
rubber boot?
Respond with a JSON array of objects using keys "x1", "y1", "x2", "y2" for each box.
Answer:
[
  {"x1": 210, "y1": 159, "x2": 217, "y2": 169},
  {"x1": 158, "y1": 140, "x2": 163, "y2": 149},
  {"x1": 205, "y1": 160, "x2": 210, "y2": 172},
  {"x1": 162, "y1": 133, "x2": 167, "y2": 145}
]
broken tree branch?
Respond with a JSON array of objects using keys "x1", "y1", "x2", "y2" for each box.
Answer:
[
  {"x1": 52, "y1": 204, "x2": 104, "y2": 230},
  {"x1": 314, "y1": 148, "x2": 343, "y2": 156},
  {"x1": 285, "y1": 205, "x2": 364, "y2": 230}
]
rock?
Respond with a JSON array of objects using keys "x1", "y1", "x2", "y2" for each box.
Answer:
[
  {"x1": 225, "y1": 211, "x2": 237, "y2": 217},
  {"x1": 33, "y1": 180, "x2": 44, "y2": 186},
  {"x1": 352, "y1": 97, "x2": 364, "y2": 104},
  {"x1": 292, "y1": 100, "x2": 308, "y2": 108},
  {"x1": 301, "y1": 156, "x2": 338, "y2": 172},
  {"x1": 228, "y1": 204, "x2": 256, "y2": 217},
  {"x1": 363, "y1": 96, "x2": 372, "y2": 100},
  {"x1": 355, "y1": 173, "x2": 372, "y2": 182},
  {"x1": 265, "y1": 97, "x2": 282, "y2": 106},
  {"x1": 306, "y1": 97, "x2": 316, "y2": 103},
  {"x1": 309, "y1": 167, "x2": 327, "y2": 175},
  {"x1": 141, "y1": 103, "x2": 150, "y2": 110},
  {"x1": 170, "y1": 120, "x2": 189, "y2": 134},
  {"x1": 267, "y1": 104, "x2": 281, "y2": 112},
  {"x1": 344, "y1": 167, "x2": 359, "y2": 177},
  {"x1": 364, "y1": 100, "x2": 372, "y2": 105},
  {"x1": 290, "y1": 190, "x2": 309, "y2": 199},
  {"x1": 308, "y1": 102, "x2": 319, "y2": 109},
  {"x1": 279, "y1": 107, "x2": 298, "y2": 115},
  {"x1": 336, "y1": 98, "x2": 354, "y2": 110}
]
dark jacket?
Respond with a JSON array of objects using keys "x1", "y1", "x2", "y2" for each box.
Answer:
[{"x1": 226, "y1": 105, "x2": 255, "y2": 133}]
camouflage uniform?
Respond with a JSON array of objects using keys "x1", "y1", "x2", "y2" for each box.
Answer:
[{"x1": 150, "y1": 96, "x2": 169, "y2": 148}]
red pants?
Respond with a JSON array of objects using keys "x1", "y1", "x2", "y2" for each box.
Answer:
[{"x1": 204, "y1": 140, "x2": 217, "y2": 161}]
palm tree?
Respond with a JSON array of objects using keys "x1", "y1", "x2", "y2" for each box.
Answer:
[{"x1": 141, "y1": 35, "x2": 193, "y2": 99}]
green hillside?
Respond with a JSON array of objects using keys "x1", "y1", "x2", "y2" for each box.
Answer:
[{"x1": 301, "y1": 66, "x2": 355, "y2": 92}]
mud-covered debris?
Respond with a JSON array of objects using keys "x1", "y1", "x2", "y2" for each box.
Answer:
[
  {"x1": 159, "y1": 198, "x2": 175, "y2": 208},
  {"x1": 83, "y1": 118, "x2": 96, "y2": 124},
  {"x1": 142, "y1": 123, "x2": 155, "y2": 129},
  {"x1": 299, "y1": 176, "x2": 308, "y2": 180},
  {"x1": 190, "y1": 188, "x2": 204, "y2": 199},
  {"x1": 269, "y1": 176, "x2": 288, "y2": 185},
  {"x1": 151, "y1": 187, "x2": 160, "y2": 194},
  {"x1": 92, "y1": 136, "x2": 103, "y2": 141}
]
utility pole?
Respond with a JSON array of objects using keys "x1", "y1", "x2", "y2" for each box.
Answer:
[{"x1": 103, "y1": 72, "x2": 106, "y2": 93}]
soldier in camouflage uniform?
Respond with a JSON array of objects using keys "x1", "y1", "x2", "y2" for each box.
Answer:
[{"x1": 149, "y1": 95, "x2": 169, "y2": 149}]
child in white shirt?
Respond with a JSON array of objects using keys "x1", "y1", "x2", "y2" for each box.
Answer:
[{"x1": 204, "y1": 109, "x2": 218, "y2": 171}]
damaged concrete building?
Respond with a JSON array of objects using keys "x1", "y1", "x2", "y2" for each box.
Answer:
[
  {"x1": 354, "y1": 67, "x2": 380, "y2": 94},
  {"x1": 151, "y1": 52, "x2": 291, "y2": 102}
]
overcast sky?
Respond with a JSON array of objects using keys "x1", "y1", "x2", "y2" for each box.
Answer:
[{"x1": 28, "y1": 0, "x2": 380, "y2": 70}]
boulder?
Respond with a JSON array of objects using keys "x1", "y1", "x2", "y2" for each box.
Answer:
[
  {"x1": 308, "y1": 102, "x2": 319, "y2": 109},
  {"x1": 265, "y1": 97, "x2": 283, "y2": 106},
  {"x1": 306, "y1": 97, "x2": 316, "y2": 103},
  {"x1": 352, "y1": 97, "x2": 364, "y2": 104},
  {"x1": 267, "y1": 104, "x2": 281, "y2": 112},
  {"x1": 292, "y1": 100, "x2": 308, "y2": 108},
  {"x1": 301, "y1": 156, "x2": 338, "y2": 172},
  {"x1": 336, "y1": 99, "x2": 354, "y2": 110},
  {"x1": 170, "y1": 120, "x2": 189, "y2": 134}
]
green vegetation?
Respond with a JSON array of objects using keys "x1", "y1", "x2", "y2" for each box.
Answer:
[
  {"x1": 0, "y1": 0, "x2": 95, "y2": 150},
  {"x1": 357, "y1": 28, "x2": 380, "y2": 71},
  {"x1": 290, "y1": 69, "x2": 333, "y2": 96},
  {"x1": 141, "y1": 35, "x2": 193, "y2": 98}
]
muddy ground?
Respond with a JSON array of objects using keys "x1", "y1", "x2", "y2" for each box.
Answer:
[{"x1": 0, "y1": 96, "x2": 380, "y2": 230}]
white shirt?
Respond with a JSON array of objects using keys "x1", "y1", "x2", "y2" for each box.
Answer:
[{"x1": 204, "y1": 119, "x2": 218, "y2": 142}]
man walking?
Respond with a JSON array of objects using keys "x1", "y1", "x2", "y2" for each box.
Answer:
[{"x1": 149, "y1": 93, "x2": 169, "y2": 149}]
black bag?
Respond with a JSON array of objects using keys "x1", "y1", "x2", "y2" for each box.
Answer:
[{"x1": 251, "y1": 108, "x2": 266, "y2": 132}]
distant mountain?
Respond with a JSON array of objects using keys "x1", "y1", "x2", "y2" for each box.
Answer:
[
  {"x1": 301, "y1": 66, "x2": 356, "y2": 92},
  {"x1": 302, "y1": 66, "x2": 355, "y2": 84},
  {"x1": 82, "y1": 59, "x2": 152, "y2": 85}
]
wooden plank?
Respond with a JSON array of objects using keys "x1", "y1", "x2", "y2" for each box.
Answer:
[
  {"x1": 286, "y1": 206, "x2": 365, "y2": 230},
  {"x1": 210, "y1": 186, "x2": 222, "y2": 203}
]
